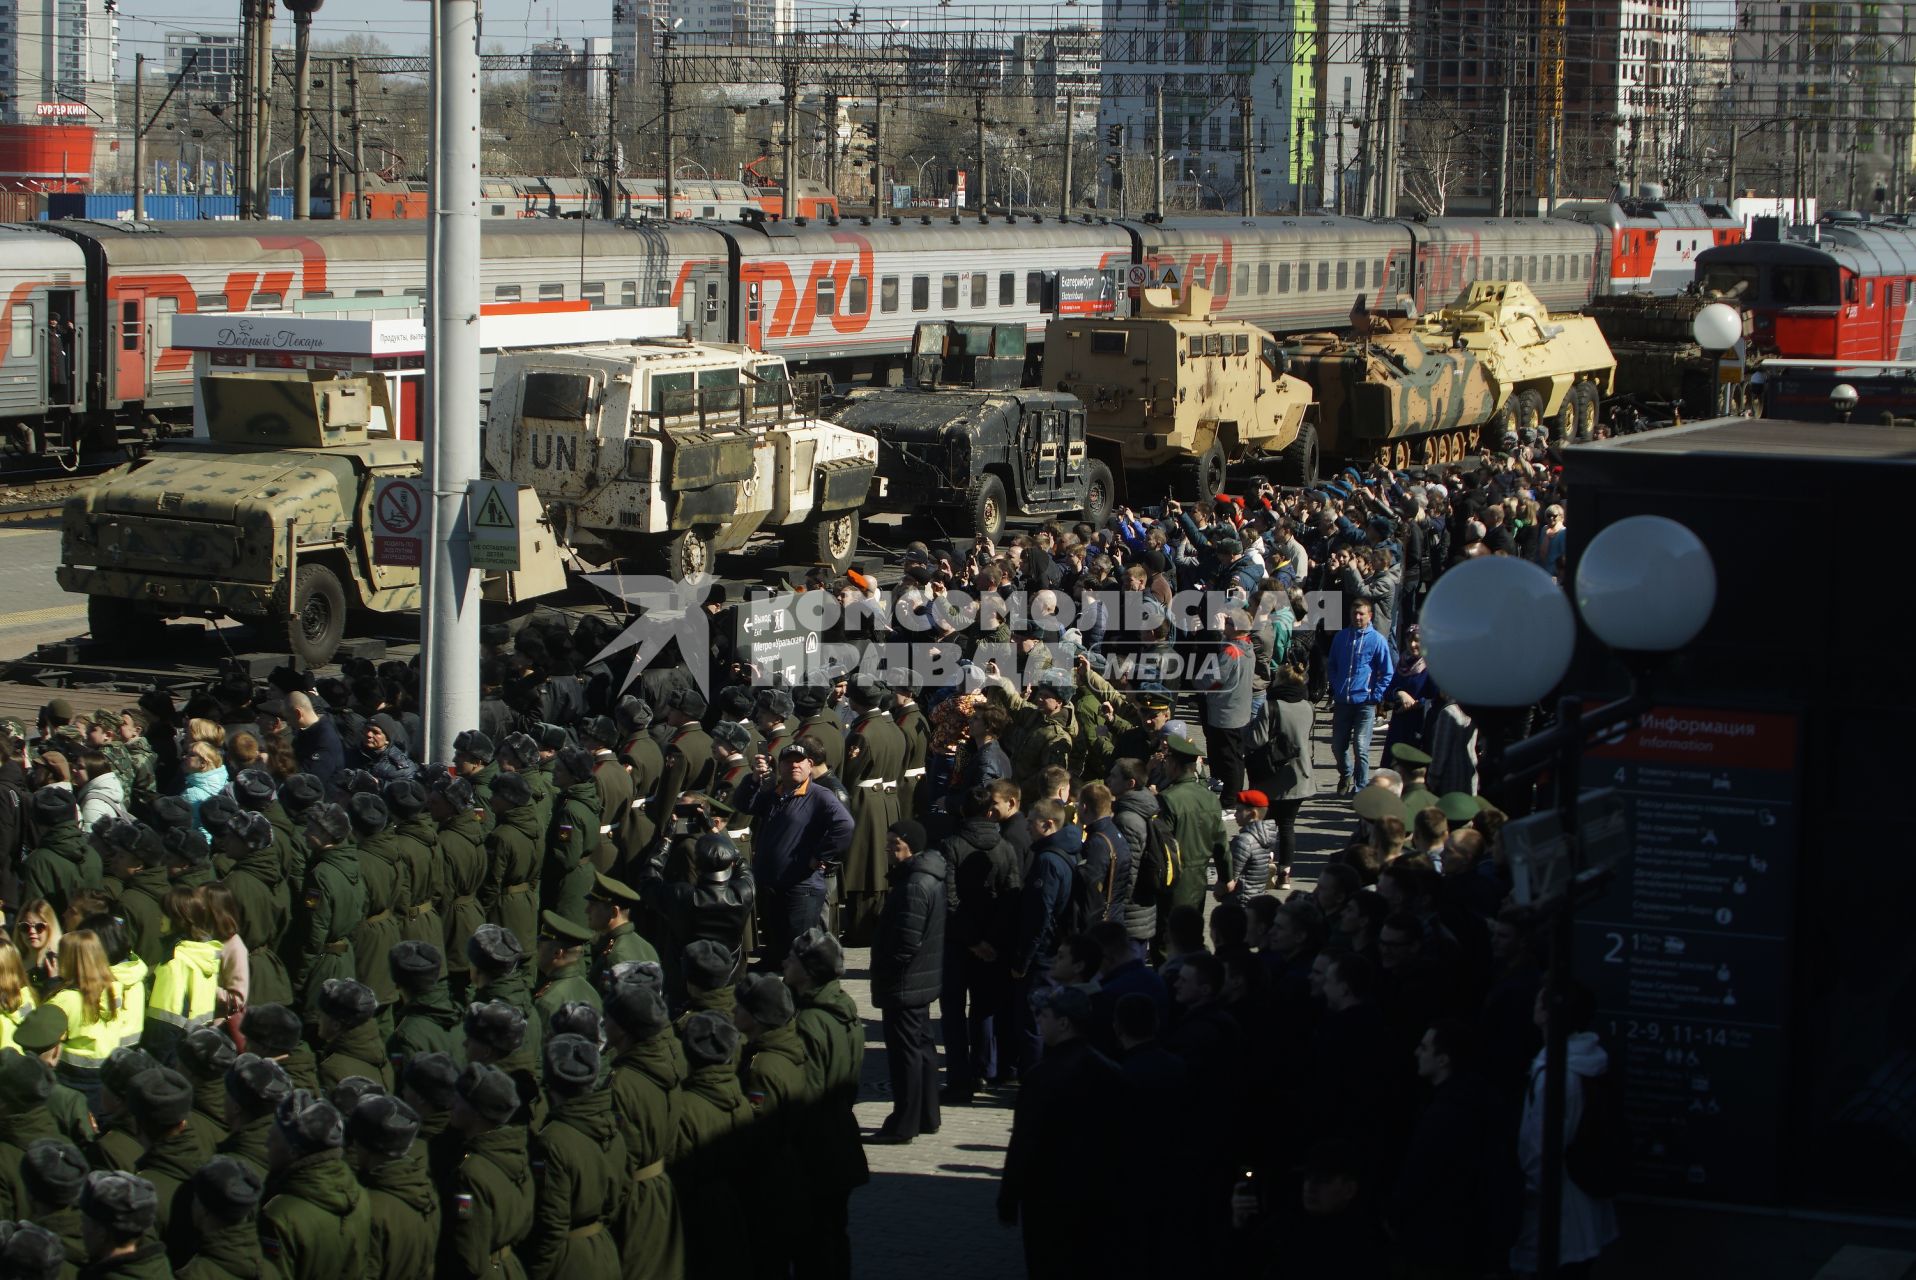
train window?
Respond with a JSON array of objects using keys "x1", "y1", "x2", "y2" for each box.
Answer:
[
  {"x1": 153, "y1": 298, "x2": 177, "y2": 350},
  {"x1": 1257, "y1": 263, "x2": 1270, "y2": 293},
  {"x1": 1317, "y1": 263, "x2": 1330, "y2": 291},
  {"x1": 11, "y1": 303, "x2": 31, "y2": 358},
  {"x1": 1194, "y1": 264, "x2": 1209, "y2": 288},
  {"x1": 539, "y1": 282, "x2": 565, "y2": 301},
  {"x1": 1542, "y1": 256, "x2": 1553, "y2": 282},
  {"x1": 1297, "y1": 263, "x2": 1309, "y2": 293},
  {"x1": 1026, "y1": 271, "x2": 1043, "y2": 304},
  {"x1": 1336, "y1": 261, "x2": 1348, "y2": 291},
  {"x1": 1374, "y1": 259, "x2": 1385, "y2": 287},
  {"x1": 881, "y1": 276, "x2": 899, "y2": 313},
  {"x1": 705, "y1": 280, "x2": 720, "y2": 325},
  {"x1": 1278, "y1": 263, "x2": 1291, "y2": 293},
  {"x1": 196, "y1": 294, "x2": 227, "y2": 311},
  {"x1": 354, "y1": 290, "x2": 382, "y2": 299},
  {"x1": 971, "y1": 273, "x2": 988, "y2": 307},
  {"x1": 1090, "y1": 331, "x2": 1127, "y2": 355},
  {"x1": 582, "y1": 282, "x2": 605, "y2": 305},
  {"x1": 622, "y1": 282, "x2": 638, "y2": 307},
  {"x1": 1237, "y1": 264, "x2": 1250, "y2": 295},
  {"x1": 999, "y1": 272, "x2": 1015, "y2": 306},
  {"x1": 847, "y1": 276, "x2": 869, "y2": 316},
  {"x1": 305, "y1": 290, "x2": 332, "y2": 302},
  {"x1": 1527, "y1": 257, "x2": 1537, "y2": 279},
  {"x1": 1844, "y1": 276, "x2": 1858, "y2": 304},
  {"x1": 1866, "y1": 281, "x2": 1874, "y2": 306},
  {"x1": 912, "y1": 276, "x2": 930, "y2": 311},
  {"x1": 250, "y1": 294, "x2": 281, "y2": 311},
  {"x1": 817, "y1": 275, "x2": 836, "y2": 317},
  {"x1": 942, "y1": 275, "x2": 959, "y2": 309},
  {"x1": 654, "y1": 280, "x2": 671, "y2": 306}
]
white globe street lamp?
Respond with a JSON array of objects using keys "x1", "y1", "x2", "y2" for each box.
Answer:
[
  {"x1": 1419, "y1": 556, "x2": 1578, "y2": 707},
  {"x1": 1575, "y1": 515, "x2": 1717, "y2": 655}
]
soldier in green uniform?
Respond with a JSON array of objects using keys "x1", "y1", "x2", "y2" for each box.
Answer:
[
  {"x1": 0, "y1": 1219, "x2": 68, "y2": 1280},
  {"x1": 840, "y1": 675, "x2": 907, "y2": 943},
  {"x1": 891, "y1": 679, "x2": 931, "y2": 822},
  {"x1": 8, "y1": 1007, "x2": 95, "y2": 1151},
  {"x1": 733, "y1": 973, "x2": 814, "y2": 1280},
  {"x1": 752, "y1": 689, "x2": 799, "y2": 766},
  {"x1": 441, "y1": 1063, "x2": 534, "y2": 1280},
  {"x1": 113, "y1": 709, "x2": 161, "y2": 820},
  {"x1": 259, "y1": 1089, "x2": 374, "y2": 1280},
  {"x1": 468, "y1": 924, "x2": 542, "y2": 1066},
  {"x1": 990, "y1": 668, "x2": 1080, "y2": 803},
  {"x1": 345, "y1": 793, "x2": 407, "y2": 1022},
  {"x1": 22, "y1": 789, "x2": 97, "y2": 920},
  {"x1": 314, "y1": 979, "x2": 394, "y2": 1091},
  {"x1": 670, "y1": 1011, "x2": 752, "y2": 1280},
  {"x1": 499, "y1": 734, "x2": 554, "y2": 839},
  {"x1": 585, "y1": 872, "x2": 657, "y2": 990},
  {"x1": 175, "y1": 1026, "x2": 236, "y2": 1152},
  {"x1": 0, "y1": 1048, "x2": 61, "y2": 1216},
  {"x1": 385, "y1": 779, "x2": 445, "y2": 949},
  {"x1": 398, "y1": 1051, "x2": 463, "y2": 1186},
  {"x1": 239, "y1": 1004, "x2": 320, "y2": 1093},
  {"x1": 217, "y1": 810, "x2": 295, "y2": 1008},
  {"x1": 578, "y1": 717, "x2": 633, "y2": 873},
  {"x1": 531, "y1": 911, "x2": 600, "y2": 1038},
  {"x1": 524, "y1": 1035, "x2": 626, "y2": 1280},
  {"x1": 175, "y1": 1156, "x2": 268, "y2": 1280},
  {"x1": 601, "y1": 981, "x2": 685, "y2": 1280},
  {"x1": 216, "y1": 1053, "x2": 291, "y2": 1179},
  {"x1": 615, "y1": 699, "x2": 664, "y2": 880},
  {"x1": 291, "y1": 803, "x2": 364, "y2": 1022},
  {"x1": 430, "y1": 775, "x2": 489, "y2": 1001},
  {"x1": 791, "y1": 684, "x2": 844, "y2": 778},
  {"x1": 102, "y1": 823, "x2": 169, "y2": 967},
  {"x1": 18, "y1": 1137, "x2": 90, "y2": 1273},
  {"x1": 91, "y1": 1049, "x2": 158, "y2": 1173},
  {"x1": 452, "y1": 731, "x2": 499, "y2": 834},
  {"x1": 676, "y1": 940, "x2": 740, "y2": 1061},
  {"x1": 783, "y1": 927, "x2": 868, "y2": 1278},
  {"x1": 545, "y1": 750, "x2": 602, "y2": 927},
  {"x1": 86, "y1": 709, "x2": 138, "y2": 803},
  {"x1": 653, "y1": 690, "x2": 716, "y2": 827},
  {"x1": 387, "y1": 941, "x2": 463, "y2": 1071},
  {"x1": 77, "y1": 1170, "x2": 174, "y2": 1280},
  {"x1": 482, "y1": 772, "x2": 542, "y2": 948},
  {"x1": 344, "y1": 1093, "x2": 441, "y2": 1280},
  {"x1": 462, "y1": 1001, "x2": 544, "y2": 1131},
  {"x1": 122, "y1": 1066, "x2": 210, "y2": 1258},
  {"x1": 1159, "y1": 736, "x2": 1230, "y2": 916},
  {"x1": 234, "y1": 768, "x2": 308, "y2": 914},
  {"x1": 705, "y1": 721, "x2": 758, "y2": 818}
]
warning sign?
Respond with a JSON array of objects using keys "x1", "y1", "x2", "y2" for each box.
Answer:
[
  {"x1": 372, "y1": 477, "x2": 424, "y2": 567},
  {"x1": 468, "y1": 480, "x2": 521, "y2": 571},
  {"x1": 1156, "y1": 264, "x2": 1181, "y2": 289},
  {"x1": 1126, "y1": 264, "x2": 1148, "y2": 287}
]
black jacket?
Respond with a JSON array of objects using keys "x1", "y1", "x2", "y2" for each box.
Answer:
[
  {"x1": 1386, "y1": 1071, "x2": 1507, "y2": 1269},
  {"x1": 941, "y1": 817, "x2": 1020, "y2": 953},
  {"x1": 870, "y1": 849, "x2": 947, "y2": 1009},
  {"x1": 295, "y1": 718, "x2": 346, "y2": 783}
]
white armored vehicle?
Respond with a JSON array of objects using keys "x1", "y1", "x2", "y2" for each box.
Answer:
[{"x1": 485, "y1": 339, "x2": 876, "y2": 576}]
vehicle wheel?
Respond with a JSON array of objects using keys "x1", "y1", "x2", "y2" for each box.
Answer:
[
  {"x1": 87, "y1": 595, "x2": 167, "y2": 654},
  {"x1": 1514, "y1": 389, "x2": 1544, "y2": 441},
  {"x1": 786, "y1": 510, "x2": 860, "y2": 573},
  {"x1": 967, "y1": 474, "x2": 1008, "y2": 543},
  {"x1": 1080, "y1": 460, "x2": 1115, "y2": 528},
  {"x1": 1278, "y1": 422, "x2": 1320, "y2": 486},
  {"x1": 1573, "y1": 381, "x2": 1601, "y2": 442},
  {"x1": 1180, "y1": 443, "x2": 1227, "y2": 500},
  {"x1": 285, "y1": 563, "x2": 348, "y2": 667},
  {"x1": 661, "y1": 528, "x2": 712, "y2": 581}
]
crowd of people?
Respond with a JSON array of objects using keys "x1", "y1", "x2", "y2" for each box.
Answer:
[{"x1": 0, "y1": 441, "x2": 1614, "y2": 1279}]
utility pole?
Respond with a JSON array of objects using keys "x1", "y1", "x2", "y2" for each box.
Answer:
[
  {"x1": 237, "y1": 0, "x2": 254, "y2": 218},
  {"x1": 254, "y1": 0, "x2": 276, "y2": 218},
  {"x1": 603, "y1": 59, "x2": 619, "y2": 221},
  {"x1": 664, "y1": 32, "x2": 680, "y2": 220},
  {"x1": 348, "y1": 59, "x2": 363, "y2": 219},
  {"x1": 1725, "y1": 121, "x2": 1738, "y2": 203},
  {"x1": 1381, "y1": 54, "x2": 1402, "y2": 218},
  {"x1": 1497, "y1": 80, "x2": 1512, "y2": 217},
  {"x1": 290, "y1": 1, "x2": 317, "y2": 220},
  {"x1": 779, "y1": 62, "x2": 797, "y2": 219},
  {"x1": 133, "y1": 55, "x2": 145, "y2": 220},
  {"x1": 1335, "y1": 114, "x2": 1345, "y2": 215},
  {"x1": 327, "y1": 62, "x2": 340, "y2": 217},
  {"x1": 974, "y1": 91, "x2": 988, "y2": 212},
  {"x1": 1061, "y1": 92, "x2": 1075, "y2": 218},
  {"x1": 872, "y1": 86, "x2": 886, "y2": 219},
  {"x1": 1240, "y1": 91, "x2": 1255, "y2": 216},
  {"x1": 1153, "y1": 83, "x2": 1165, "y2": 219},
  {"x1": 421, "y1": 0, "x2": 483, "y2": 762},
  {"x1": 823, "y1": 92, "x2": 839, "y2": 195}
]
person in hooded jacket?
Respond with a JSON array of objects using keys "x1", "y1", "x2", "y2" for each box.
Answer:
[
  {"x1": 936, "y1": 785, "x2": 1021, "y2": 1106},
  {"x1": 1007, "y1": 800, "x2": 1081, "y2": 1076},
  {"x1": 524, "y1": 1034, "x2": 626, "y2": 1280},
  {"x1": 544, "y1": 750, "x2": 602, "y2": 928},
  {"x1": 439, "y1": 1062, "x2": 533, "y2": 1280},
  {"x1": 429, "y1": 776, "x2": 489, "y2": 1000},
  {"x1": 174, "y1": 1155, "x2": 269, "y2": 1280},
  {"x1": 342, "y1": 1092, "x2": 439, "y2": 1280},
  {"x1": 314, "y1": 979, "x2": 393, "y2": 1091},
  {"x1": 1248, "y1": 658, "x2": 1315, "y2": 891},
  {"x1": 289, "y1": 804, "x2": 364, "y2": 1021},
  {"x1": 384, "y1": 780, "x2": 443, "y2": 950},
  {"x1": 601, "y1": 979, "x2": 686, "y2": 1280},
  {"x1": 260, "y1": 1089, "x2": 375, "y2": 1280},
  {"x1": 670, "y1": 1011, "x2": 752, "y2": 1280},
  {"x1": 21, "y1": 789, "x2": 97, "y2": 919},
  {"x1": 350, "y1": 716, "x2": 416, "y2": 785},
  {"x1": 783, "y1": 927, "x2": 868, "y2": 1279},
  {"x1": 1105, "y1": 760, "x2": 1162, "y2": 953},
  {"x1": 1077, "y1": 784, "x2": 1134, "y2": 925},
  {"x1": 343, "y1": 793, "x2": 406, "y2": 1019},
  {"x1": 387, "y1": 941, "x2": 463, "y2": 1071},
  {"x1": 142, "y1": 889, "x2": 224, "y2": 1062},
  {"x1": 869, "y1": 820, "x2": 946, "y2": 1144},
  {"x1": 482, "y1": 772, "x2": 542, "y2": 949},
  {"x1": 217, "y1": 810, "x2": 294, "y2": 1008},
  {"x1": 76, "y1": 751, "x2": 131, "y2": 830}
]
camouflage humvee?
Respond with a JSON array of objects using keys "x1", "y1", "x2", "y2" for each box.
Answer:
[
  {"x1": 1042, "y1": 285, "x2": 1318, "y2": 498},
  {"x1": 58, "y1": 371, "x2": 422, "y2": 666}
]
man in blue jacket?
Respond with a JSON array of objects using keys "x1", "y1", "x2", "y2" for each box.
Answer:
[
  {"x1": 752, "y1": 741, "x2": 856, "y2": 967},
  {"x1": 1007, "y1": 799, "x2": 1081, "y2": 1077},
  {"x1": 1328, "y1": 598, "x2": 1394, "y2": 795}
]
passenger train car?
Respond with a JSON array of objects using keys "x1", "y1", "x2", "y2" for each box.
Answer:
[
  {"x1": 0, "y1": 204, "x2": 1712, "y2": 461},
  {"x1": 1696, "y1": 215, "x2": 1916, "y2": 362},
  {"x1": 1555, "y1": 199, "x2": 1745, "y2": 293}
]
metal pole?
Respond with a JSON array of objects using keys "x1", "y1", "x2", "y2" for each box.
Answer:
[
  {"x1": 1726, "y1": 121, "x2": 1738, "y2": 202},
  {"x1": 662, "y1": 73, "x2": 676, "y2": 220},
  {"x1": 327, "y1": 62, "x2": 340, "y2": 217},
  {"x1": 1498, "y1": 81, "x2": 1512, "y2": 217},
  {"x1": 236, "y1": 1, "x2": 252, "y2": 217},
  {"x1": 604, "y1": 58, "x2": 619, "y2": 221},
  {"x1": 293, "y1": 11, "x2": 312, "y2": 219},
  {"x1": 873, "y1": 85, "x2": 886, "y2": 219},
  {"x1": 1847, "y1": 128, "x2": 1859, "y2": 210},
  {"x1": 255, "y1": 2, "x2": 275, "y2": 218},
  {"x1": 823, "y1": 92, "x2": 839, "y2": 195},
  {"x1": 421, "y1": 0, "x2": 483, "y2": 764},
  {"x1": 1061, "y1": 92, "x2": 1075, "y2": 217},
  {"x1": 349, "y1": 59, "x2": 363, "y2": 219},
  {"x1": 974, "y1": 91, "x2": 988, "y2": 212},
  {"x1": 781, "y1": 62, "x2": 797, "y2": 220},
  {"x1": 1335, "y1": 115, "x2": 1345, "y2": 215},
  {"x1": 1153, "y1": 84, "x2": 1165, "y2": 218},
  {"x1": 1241, "y1": 91, "x2": 1255, "y2": 216},
  {"x1": 1536, "y1": 692, "x2": 1583, "y2": 1280},
  {"x1": 133, "y1": 55, "x2": 145, "y2": 220}
]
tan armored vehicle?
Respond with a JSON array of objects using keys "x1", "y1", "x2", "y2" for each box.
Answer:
[
  {"x1": 59, "y1": 369, "x2": 565, "y2": 666},
  {"x1": 1042, "y1": 285, "x2": 1318, "y2": 497},
  {"x1": 1286, "y1": 280, "x2": 1618, "y2": 469},
  {"x1": 484, "y1": 339, "x2": 876, "y2": 577}
]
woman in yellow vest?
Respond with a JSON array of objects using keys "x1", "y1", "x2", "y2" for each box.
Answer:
[
  {"x1": 48, "y1": 929, "x2": 127, "y2": 1110},
  {"x1": 0, "y1": 935, "x2": 37, "y2": 1052},
  {"x1": 145, "y1": 886, "x2": 225, "y2": 1061}
]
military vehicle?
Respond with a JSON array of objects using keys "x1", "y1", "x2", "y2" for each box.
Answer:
[
  {"x1": 1042, "y1": 285, "x2": 1319, "y2": 498},
  {"x1": 831, "y1": 321, "x2": 1114, "y2": 542},
  {"x1": 1285, "y1": 280, "x2": 1618, "y2": 471},
  {"x1": 1586, "y1": 290, "x2": 1750, "y2": 424},
  {"x1": 484, "y1": 338, "x2": 876, "y2": 577},
  {"x1": 58, "y1": 370, "x2": 563, "y2": 666}
]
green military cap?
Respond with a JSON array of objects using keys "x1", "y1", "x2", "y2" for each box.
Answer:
[
  {"x1": 587, "y1": 871, "x2": 643, "y2": 907},
  {"x1": 1353, "y1": 785, "x2": 1403, "y2": 821},
  {"x1": 89, "y1": 708, "x2": 121, "y2": 731},
  {"x1": 1389, "y1": 743, "x2": 1432, "y2": 767},
  {"x1": 538, "y1": 910, "x2": 595, "y2": 946},
  {"x1": 684, "y1": 791, "x2": 737, "y2": 818},
  {"x1": 1438, "y1": 791, "x2": 1483, "y2": 823},
  {"x1": 11, "y1": 1004, "x2": 68, "y2": 1055},
  {"x1": 1400, "y1": 788, "x2": 1442, "y2": 823},
  {"x1": 1133, "y1": 692, "x2": 1174, "y2": 714},
  {"x1": 1165, "y1": 734, "x2": 1202, "y2": 760}
]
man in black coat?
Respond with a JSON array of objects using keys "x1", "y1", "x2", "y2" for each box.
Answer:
[
  {"x1": 1386, "y1": 1020, "x2": 1510, "y2": 1277},
  {"x1": 869, "y1": 819, "x2": 946, "y2": 1144},
  {"x1": 937, "y1": 785, "x2": 1022, "y2": 1105}
]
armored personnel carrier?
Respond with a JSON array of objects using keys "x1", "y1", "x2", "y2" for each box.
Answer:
[
  {"x1": 832, "y1": 321, "x2": 1114, "y2": 541},
  {"x1": 1285, "y1": 280, "x2": 1618, "y2": 469},
  {"x1": 484, "y1": 338, "x2": 876, "y2": 577},
  {"x1": 1042, "y1": 285, "x2": 1319, "y2": 498}
]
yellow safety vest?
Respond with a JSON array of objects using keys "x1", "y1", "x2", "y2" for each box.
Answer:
[
  {"x1": 0, "y1": 989, "x2": 37, "y2": 1053},
  {"x1": 107, "y1": 956, "x2": 149, "y2": 1052},
  {"x1": 148, "y1": 938, "x2": 223, "y2": 1032},
  {"x1": 48, "y1": 988, "x2": 126, "y2": 1067}
]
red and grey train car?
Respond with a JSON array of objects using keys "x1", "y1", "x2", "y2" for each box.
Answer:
[{"x1": 1696, "y1": 215, "x2": 1916, "y2": 362}]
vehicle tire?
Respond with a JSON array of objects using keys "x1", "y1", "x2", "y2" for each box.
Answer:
[
  {"x1": 661, "y1": 528, "x2": 712, "y2": 581},
  {"x1": 285, "y1": 563, "x2": 348, "y2": 667},
  {"x1": 87, "y1": 595, "x2": 166, "y2": 654},
  {"x1": 786, "y1": 510, "x2": 860, "y2": 573},
  {"x1": 967, "y1": 474, "x2": 1008, "y2": 543},
  {"x1": 1573, "y1": 381, "x2": 1601, "y2": 442},
  {"x1": 1514, "y1": 389, "x2": 1544, "y2": 441},
  {"x1": 1277, "y1": 422, "x2": 1320, "y2": 486},
  {"x1": 1080, "y1": 460, "x2": 1115, "y2": 528},
  {"x1": 1180, "y1": 442, "x2": 1227, "y2": 500}
]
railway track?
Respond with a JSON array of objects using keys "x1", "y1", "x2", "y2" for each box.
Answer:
[{"x1": 0, "y1": 474, "x2": 105, "y2": 524}]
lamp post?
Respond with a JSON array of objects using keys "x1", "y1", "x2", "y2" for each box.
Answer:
[
  {"x1": 1420, "y1": 517, "x2": 1717, "y2": 1280},
  {"x1": 1830, "y1": 383, "x2": 1858, "y2": 422}
]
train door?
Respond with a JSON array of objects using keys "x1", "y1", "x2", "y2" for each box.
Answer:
[
  {"x1": 114, "y1": 289, "x2": 149, "y2": 403},
  {"x1": 742, "y1": 266, "x2": 767, "y2": 350},
  {"x1": 46, "y1": 289, "x2": 77, "y2": 409}
]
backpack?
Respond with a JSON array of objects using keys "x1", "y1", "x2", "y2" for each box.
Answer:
[
  {"x1": 1131, "y1": 812, "x2": 1180, "y2": 907},
  {"x1": 1047, "y1": 848, "x2": 1098, "y2": 941},
  {"x1": 1564, "y1": 1067, "x2": 1631, "y2": 1199}
]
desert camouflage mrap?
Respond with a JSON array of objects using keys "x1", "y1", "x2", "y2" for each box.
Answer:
[
  {"x1": 1042, "y1": 285, "x2": 1318, "y2": 499},
  {"x1": 484, "y1": 338, "x2": 877, "y2": 578},
  {"x1": 1285, "y1": 280, "x2": 1618, "y2": 472}
]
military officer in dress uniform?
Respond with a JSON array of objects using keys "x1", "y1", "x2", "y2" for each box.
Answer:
[
  {"x1": 839, "y1": 674, "x2": 907, "y2": 945},
  {"x1": 533, "y1": 911, "x2": 602, "y2": 1038},
  {"x1": 891, "y1": 675, "x2": 930, "y2": 822},
  {"x1": 753, "y1": 689, "x2": 799, "y2": 766},
  {"x1": 586, "y1": 871, "x2": 659, "y2": 991},
  {"x1": 653, "y1": 689, "x2": 715, "y2": 829},
  {"x1": 792, "y1": 683, "x2": 845, "y2": 777}
]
